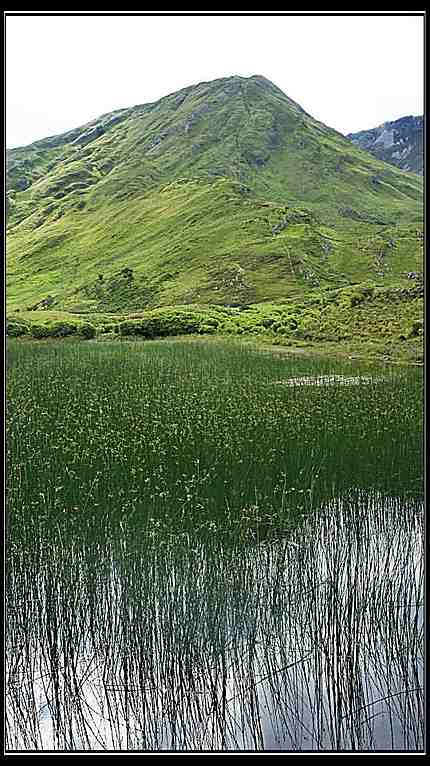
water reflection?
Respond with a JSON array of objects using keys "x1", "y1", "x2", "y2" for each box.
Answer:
[{"x1": 6, "y1": 491, "x2": 424, "y2": 751}]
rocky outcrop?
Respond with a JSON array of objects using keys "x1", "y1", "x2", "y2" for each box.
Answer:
[
  {"x1": 338, "y1": 207, "x2": 391, "y2": 225},
  {"x1": 72, "y1": 124, "x2": 105, "y2": 147},
  {"x1": 347, "y1": 115, "x2": 423, "y2": 175}
]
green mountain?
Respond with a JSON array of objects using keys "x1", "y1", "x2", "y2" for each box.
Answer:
[
  {"x1": 6, "y1": 75, "x2": 423, "y2": 314},
  {"x1": 348, "y1": 115, "x2": 423, "y2": 176}
]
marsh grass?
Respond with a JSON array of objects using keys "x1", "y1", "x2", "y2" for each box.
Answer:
[
  {"x1": 6, "y1": 339, "x2": 423, "y2": 751},
  {"x1": 6, "y1": 339, "x2": 422, "y2": 539}
]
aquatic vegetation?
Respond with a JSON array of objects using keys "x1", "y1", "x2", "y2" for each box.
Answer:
[
  {"x1": 6, "y1": 339, "x2": 422, "y2": 536},
  {"x1": 5, "y1": 339, "x2": 423, "y2": 751},
  {"x1": 5, "y1": 494, "x2": 424, "y2": 751}
]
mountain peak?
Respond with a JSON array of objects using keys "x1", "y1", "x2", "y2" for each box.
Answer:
[
  {"x1": 6, "y1": 74, "x2": 423, "y2": 313},
  {"x1": 248, "y1": 74, "x2": 274, "y2": 83}
]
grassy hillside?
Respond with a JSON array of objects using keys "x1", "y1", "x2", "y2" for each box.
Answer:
[{"x1": 6, "y1": 75, "x2": 423, "y2": 315}]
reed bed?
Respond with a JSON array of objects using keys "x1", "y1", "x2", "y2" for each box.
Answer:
[
  {"x1": 6, "y1": 338, "x2": 424, "y2": 751},
  {"x1": 6, "y1": 493, "x2": 423, "y2": 751}
]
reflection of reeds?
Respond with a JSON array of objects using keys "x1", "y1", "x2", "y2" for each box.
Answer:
[{"x1": 6, "y1": 492, "x2": 423, "y2": 751}]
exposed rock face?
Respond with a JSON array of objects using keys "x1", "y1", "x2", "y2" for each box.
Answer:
[
  {"x1": 72, "y1": 124, "x2": 105, "y2": 146},
  {"x1": 347, "y1": 115, "x2": 423, "y2": 175},
  {"x1": 338, "y1": 207, "x2": 391, "y2": 225}
]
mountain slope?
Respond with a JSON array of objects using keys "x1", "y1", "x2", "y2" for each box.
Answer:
[
  {"x1": 347, "y1": 115, "x2": 423, "y2": 175},
  {"x1": 6, "y1": 75, "x2": 423, "y2": 312}
]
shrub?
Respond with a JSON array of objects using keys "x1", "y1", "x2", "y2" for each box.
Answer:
[
  {"x1": 293, "y1": 328, "x2": 314, "y2": 341},
  {"x1": 6, "y1": 320, "x2": 29, "y2": 337},
  {"x1": 198, "y1": 323, "x2": 217, "y2": 335},
  {"x1": 349, "y1": 292, "x2": 365, "y2": 308},
  {"x1": 274, "y1": 324, "x2": 289, "y2": 335},
  {"x1": 119, "y1": 319, "x2": 154, "y2": 338},
  {"x1": 30, "y1": 324, "x2": 52, "y2": 339},
  {"x1": 222, "y1": 322, "x2": 240, "y2": 334},
  {"x1": 260, "y1": 318, "x2": 275, "y2": 329},
  {"x1": 409, "y1": 320, "x2": 423, "y2": 338},
  {"x1": 78, "y1": 322, "x2": 96, "y2": 340},
  {"x1": 30, "y1": 321, "x2": 78, "y2": 339},
  {"x1": 50, "y1": 322, "x2": 78, "y2": 338},
  {"x1": 119, "y1": 311, "x2": 220, "y2": 339}
]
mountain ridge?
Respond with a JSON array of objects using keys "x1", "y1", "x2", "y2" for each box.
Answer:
[
  {"x1": 347, "y1": 115, "x2": 423, "y2": 175},
  {"x1": 6, "y1": 74, "x2": 423, "y2": 314}
]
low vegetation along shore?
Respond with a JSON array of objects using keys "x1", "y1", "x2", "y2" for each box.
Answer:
[{"x1": 6, "y1": 282, "x2": 423, "y2": 364}]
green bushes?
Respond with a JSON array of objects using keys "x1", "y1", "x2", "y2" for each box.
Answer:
[
  {"x1": 13, "y1": 319, "x2": 97, "y2": 340},
  {"x1": 347, "y1": 286, "x2": 375, "y2": 308},
  {"x1": 409, "y1": 319, "x2": 423, "y2": 338},
  {"x1": 273, "y1": 322, "x2": 288, "y2": 335},
  {"x1": 78, "y1": 322, "x2": 96, "y2": 340},
  {"x1": 259, "y1": 318, "x2": 275, "y2": 329},
  {"x1": 5, "y1": 282, "x2": 422, "y2": 355},
  {"x1": 28, "y1": 324, "x2": 52, "y2": 339},
  {"x1": 199, "y1": 322, "x2": 219, "y2": 335},
  {"x1": 30, "y1": 321, "x2": 78, "y2": 339},
  {"x1": 6, "y1": 320, "x2": 29, "y2": 337},
  {"x1": 119, "y1": 310, "x2": 220, "y2": 339}
]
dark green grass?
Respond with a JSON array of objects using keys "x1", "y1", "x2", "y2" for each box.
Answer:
[{"x1": 7, "y1": 338, "x2": 423, "y2": 544}]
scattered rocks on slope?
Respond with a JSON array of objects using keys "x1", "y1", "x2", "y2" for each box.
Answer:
[{"x1": 72, "y1": 125, "x2": 105, "y2": 147}]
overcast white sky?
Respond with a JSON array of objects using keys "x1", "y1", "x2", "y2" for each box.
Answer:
[{"x1": 6, "y1": 12, "x2": 425, "y2": 148}]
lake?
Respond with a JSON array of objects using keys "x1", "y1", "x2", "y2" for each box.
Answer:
[{"x1": 6, "y1": 339, "x2": 424, "y2": 752}]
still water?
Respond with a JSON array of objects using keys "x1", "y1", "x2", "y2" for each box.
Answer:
[{"x1": 6, "y1": 491, "x2": 423, "y2": 752}]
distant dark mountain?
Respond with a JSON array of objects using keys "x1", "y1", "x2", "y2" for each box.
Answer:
[{"x1": 347, "y1": 116, "x2": 423, "y2": 175}]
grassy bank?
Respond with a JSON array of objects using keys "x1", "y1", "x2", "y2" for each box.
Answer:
[{"x1": 6, "y1": 282, "x2": 423, "y2": 363}]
